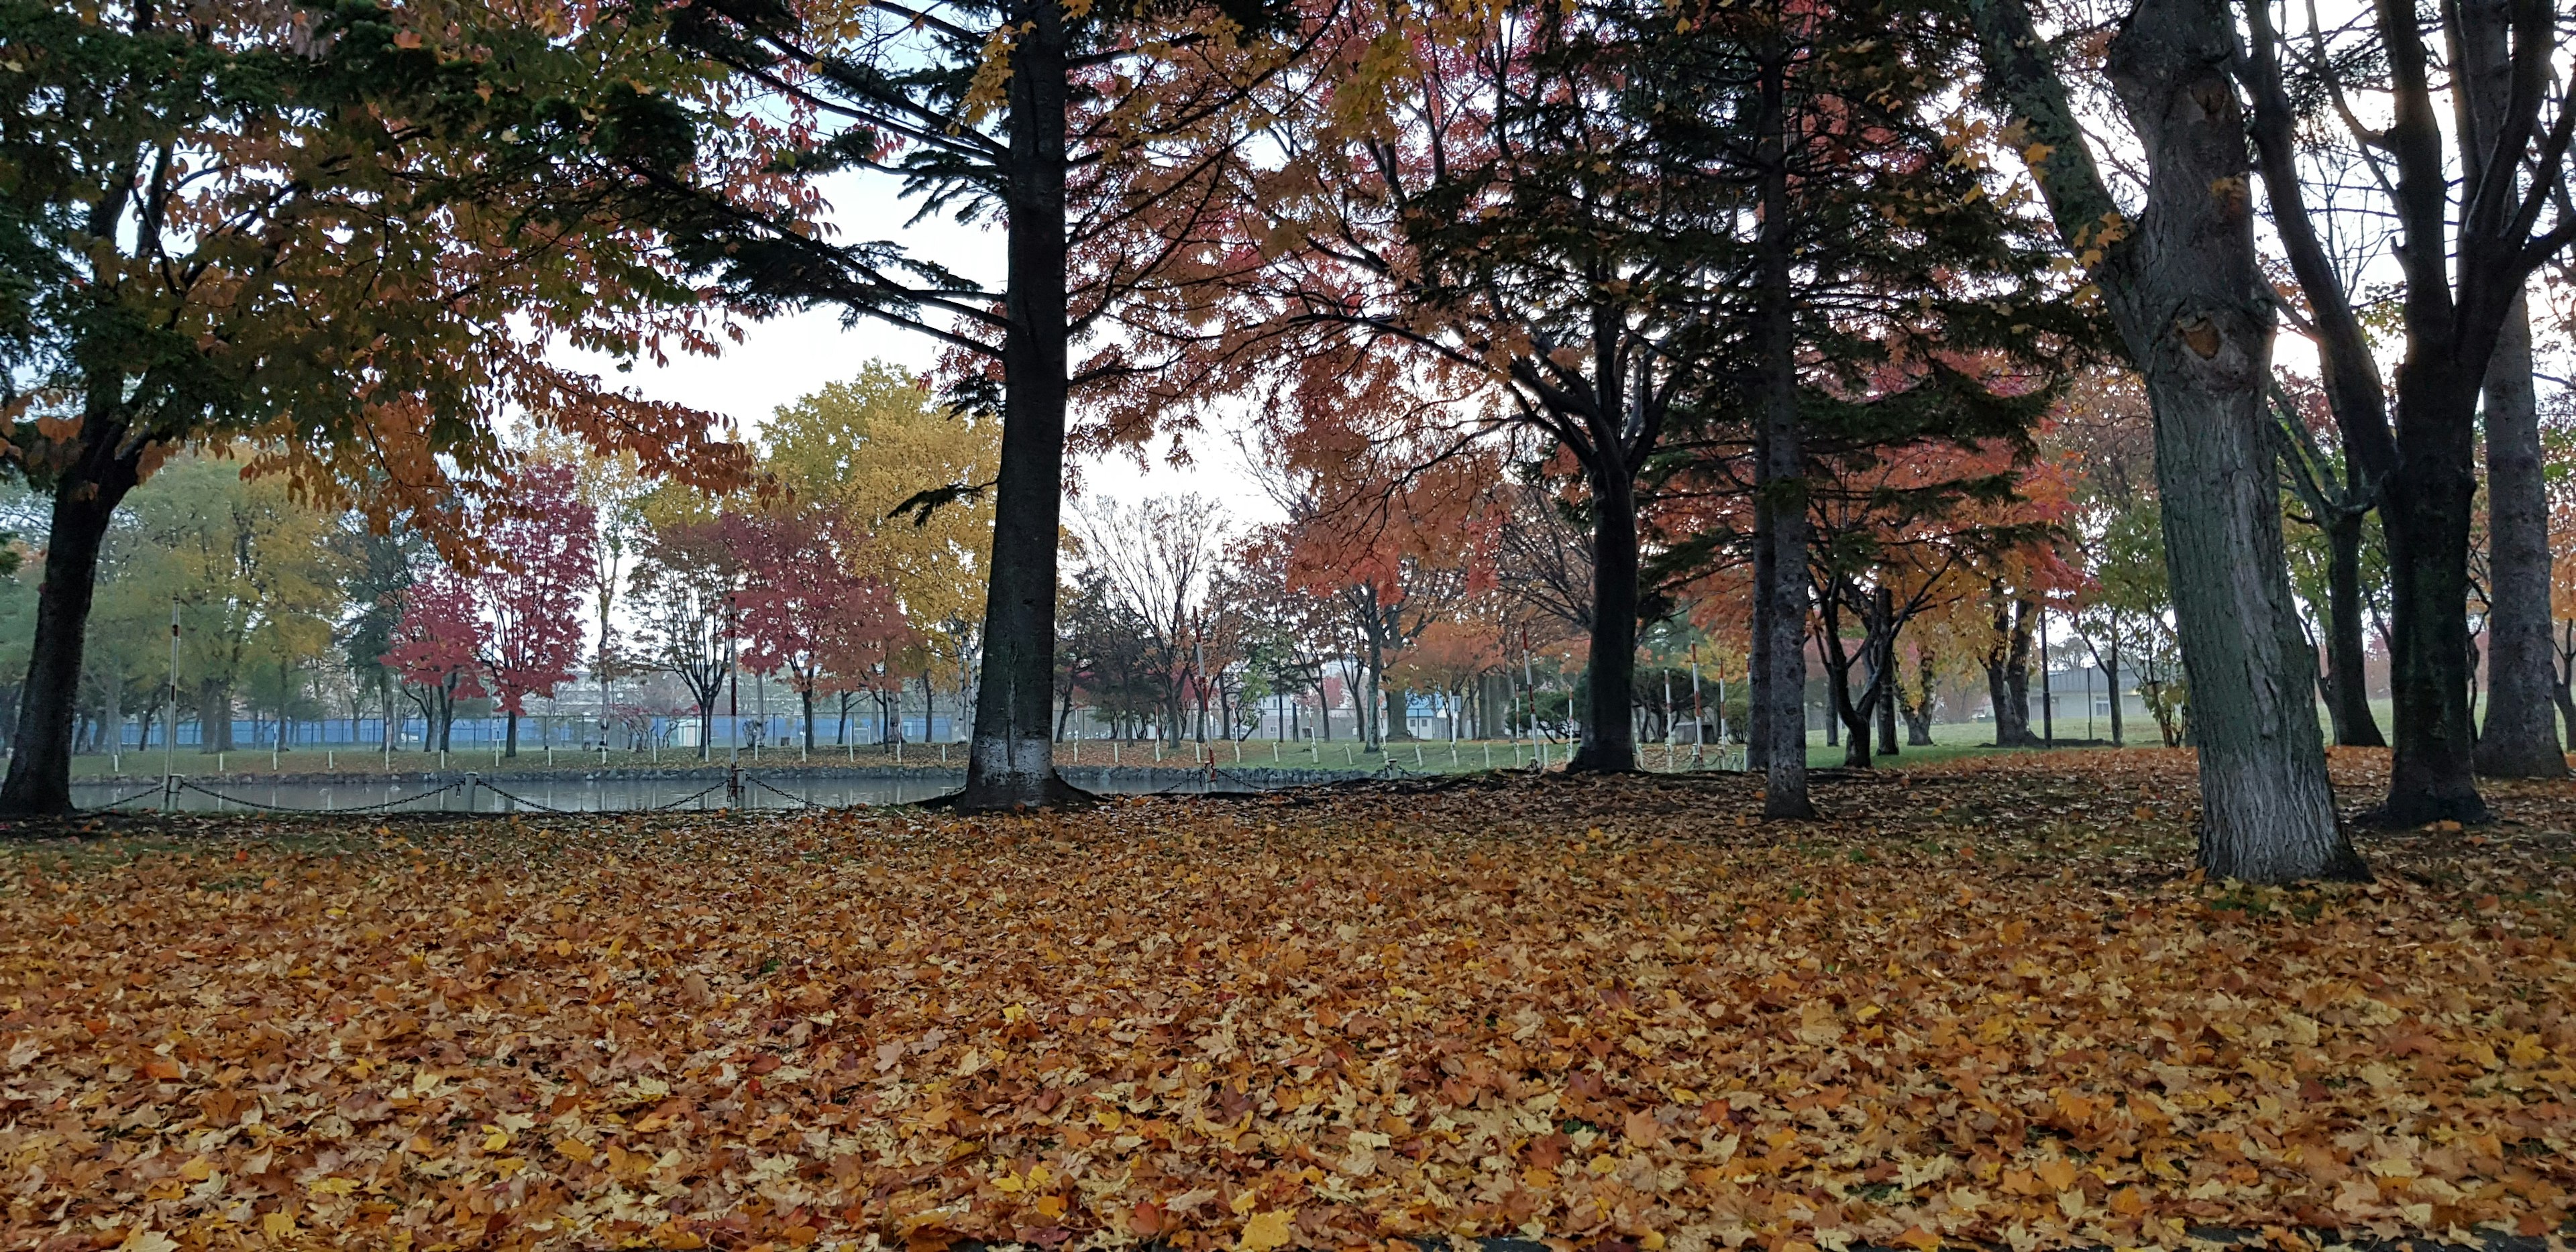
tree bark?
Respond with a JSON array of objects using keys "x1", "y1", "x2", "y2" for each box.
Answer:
[
  {"x1": 1901, "y1": 644, "x2": 1937, "y2": 746},
  {"x1": 959, "y1": 0, "x2": 1085, "y2": 811},
  {"x1": 2320, "y1": 508, "x2": 2385, "y2": 746},
  {"x1": 1970, "y1": 0, "x2": 2357, "y2": 880},
  {"x1": 2241, "y1": 0, "x2": 2392, "y2": 758},
  {"x1": 0, "y1": 438, "x2": 142, "y2": 815},
  {"x1": 1572, "y1": 467, "x2": 1639, "y2": 771},
  {"x1": 2003, "y1": 597, "x2": 2035, "y2": 744},
  {"x1": 2473, "y1": 296, "x2": 2562, "y2": 775},
  {"x1": 199, "y1": 681, "x2": 235, "y2": 754},
  {"x1": 1874, "y1": 589, "x2": 1900, "y2": 756},
  {"x1": 1750, "y1": 36, "x2": 1812, "y2": 815},
  {"x1": 1984, "y1": 594, "x2": 2033, "y2": 746}
]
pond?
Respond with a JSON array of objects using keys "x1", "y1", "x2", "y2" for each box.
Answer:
[{"x1": 68, "y1": 766, "x2": 1289, "y2": 815}]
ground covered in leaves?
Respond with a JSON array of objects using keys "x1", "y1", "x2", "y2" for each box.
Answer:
[{"x1": 2, "y1": 749, "x2": 2572, "y2": 1252}]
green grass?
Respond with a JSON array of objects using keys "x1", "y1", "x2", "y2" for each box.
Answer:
[{"x1": 58, "y1": 716, "x2": 2143, "y2": 781}]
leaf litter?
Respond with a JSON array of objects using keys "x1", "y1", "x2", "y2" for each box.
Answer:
[{"x1": 1, "y1": 748, "x2": 2570, "y2": 1252}]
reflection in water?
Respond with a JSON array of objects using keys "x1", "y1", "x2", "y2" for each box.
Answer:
[{"x1": 70, "y1": 768, "x2": 1280, "y2": 814}]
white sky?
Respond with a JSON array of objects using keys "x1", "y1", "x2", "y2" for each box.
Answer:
[{"x1": 566, "y1": 174, "x2": 1285, "y2": 526}]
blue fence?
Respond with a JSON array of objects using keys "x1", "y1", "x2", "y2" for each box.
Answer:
[{"x1": 109, "y1": 714, "x2": 960, "y2": 749}]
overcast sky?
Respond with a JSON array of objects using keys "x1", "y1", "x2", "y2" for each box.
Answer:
[{"x1": 565, "y1": 174, "x2": 1285, "y2": 526}]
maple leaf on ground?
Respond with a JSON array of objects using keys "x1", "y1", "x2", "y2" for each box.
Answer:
[{"x1": 0, "y1": 748, "x2": 2570, "y2": 1251}]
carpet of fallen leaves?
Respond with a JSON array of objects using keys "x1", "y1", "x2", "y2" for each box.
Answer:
[{"x1": 2, "y1": 748, "x2": 2573, "y2": 1252}]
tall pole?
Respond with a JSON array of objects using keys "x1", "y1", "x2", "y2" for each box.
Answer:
[
  {"x1": 165, "y1": 600, "x2": 180, "y2": 804},
  {"x1": 1689, "y1": 642, "x2": 1706, "y2": 762},
  {"x1": 1520, "y1": 625, "x2": 1540, "y2": 769},
  {"x1": 2039, "y1": 604, "x2": 2055, "y2": 744},
  {"x1": 726, "y1": 591, "x2": 741, "y2": 802}
]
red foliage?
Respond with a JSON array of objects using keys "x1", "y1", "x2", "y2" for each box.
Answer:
[{"x1": 478, "y1": 463, "x2": 598, "y2": 716}]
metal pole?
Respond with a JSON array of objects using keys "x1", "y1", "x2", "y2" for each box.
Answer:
[
  {"x1": 2039, "y1": 605, "x2": 2054, "y2": 744},
  {"x1": 165, "y1": 601, "x2": 180, "y2": 809},
  {"x1": 727, "y1": 593, "x2": 741, "y2": 804},
  {"x1": 1689, "y1": 642, "x2": 1705, "y2": 764}
]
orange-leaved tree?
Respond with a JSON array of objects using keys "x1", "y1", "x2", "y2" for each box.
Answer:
[
  {"x1": 0, "y1": 0, "x2": 763, "y2": 813},
  {"x1": 649, "y1": 0, "x2": 1338, "y2": 809}
]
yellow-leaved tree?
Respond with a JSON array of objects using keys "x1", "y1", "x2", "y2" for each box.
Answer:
[{"x1": 765, "y1": 364, "x2": 999, "y2": 740}]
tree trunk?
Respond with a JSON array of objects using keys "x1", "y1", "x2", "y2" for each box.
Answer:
[
  {"x1": 2002, "y1": 598, "x2": 2035, "y2": 743},
  {"x1": 2104, "y1": 632, "x2": 2125, "y2": 747},
  {"x1": 1819, "y1": 588, "x2": 1870, "y2": 769},
  {"x1": 959, "y1": 0, "x2": 1085, "y2": 811},
  {"x1": 802, "y1": 687, "x2": 816, "y2": 751},
  {"x1": 2554, "y1": 623, "x2": 2576, "y2": 748},
  {"x1": 2320, "y1": 508, "x2": 2385, "y2": 746},
  {"x1": 1874, "y1": 588, "x2": 1900, "y2": 756},
  {"x1": 1902, "y1": 645, "x2": 1937, "y2": 746},
  {"x1": 0, "y1": 444, "x2": 140, "y2": 814},
  {"x1": 1985, "y1": 595, "x2": 2033, "y2": 746},
  {"x1": 1749, "y1": 37, "x2": 1812, "y2": 815},
  {"x1": 2378, "y1": 363, "x2": 2489, "y2": 821},
  {"x1": 1572, "y1": 466, "x2": 1639, "y2": 771},
  {"x1": 199, "y1": 681, "x2": 235, "y2": 754},
  {"x1": 1970, "y1": 0, "x2": 2357, "y2": 880},
  {"x1": 2473, "y1": 296, "x2": 2563, "y2": 775},
  {"x1": 505, "y1": 709, "x2": 520, "y2": 758}
]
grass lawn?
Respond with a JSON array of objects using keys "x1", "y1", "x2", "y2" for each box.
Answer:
[
  {"x1": 3, "y1": 749, "x2": 2570, "y2": 1251},
  {"x1": 57, "y1": 720, "x2": 2126, "y2": 781}
]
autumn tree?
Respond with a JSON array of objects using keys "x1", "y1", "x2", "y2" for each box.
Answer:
[
  {"x1": 629, "y1": 498, "x2": 742, "y2": 758},
  {"x1": 474, "y1": 465, "x2": 597, "y2": 758},
  {"x1": 1968, "y1": 0, "x2": 2369, "y2": 880},
  {"x1": 0, "y1": 0, "x2": 753, "y2": 813},
  {"x1": 382, "y1": 570, "x2": 487, "y2": 753},
  {"x1": 2233, "y1": 0, "x2": 2576, "y2": 812},
  {"x1": 650, "y1": 0, "x2": 1325, "y2": 809},
  {"x1": 730, "y1": 504, "x2": 907, "y2": 751},
  {"x1": 102, "y1": 453, "x2": 354, "y2": 754}
]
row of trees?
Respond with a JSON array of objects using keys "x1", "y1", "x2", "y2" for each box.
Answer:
[
  {"x1": 5, "y1": 0, "x2": 2572, "y2": 888},
  {"x1": 0, "y1": 369, "x2": 1001, "y2": 761}
]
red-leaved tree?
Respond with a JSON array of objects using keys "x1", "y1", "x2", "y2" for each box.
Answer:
[
  {"x1": 731, "y1": 506, "x2": 909, "y2": 751},
  {"x1": 382, "y1": 570, "x2": 487, "y2": 753},
  {"x1": 478, "y1": 463, "x2": 598, "y2": 756}
]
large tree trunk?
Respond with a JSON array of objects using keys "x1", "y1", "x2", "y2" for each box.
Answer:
[
  {"x1": 2379, "y1": 365, "x2": 2490, "y2": 821},
  {"x1": 1971, "y1": 0, "x2": 2356, "y2": 880},
  {"x1": 199, "y1": 681, "x2": 235, "y2": 754},
  {"x1": 2107, "y1": 0, "x2": 2354, "y2": 877},
  {"x1": 2473, "y1": 298, "x2": 2563, "y2": 775},
  {"x1": 1984, "y1": 595, "x2": 2033, "y2": 746},
  {"x1": 505, "y1": 709, "x2": 521, "y2": 758},
  {"x1": 1571, "y1": 466, "x2": 1638, "y2": 771},
  {"x1": 0, "y1": 441, "x2": 141, "y2": 815},
  {"x1": 2449, "y1": 0, "x2": 2563, "y2": 779},
  {"x1": 959, "y1": 0, "x2": 1084, "y2": 811},
  {"x1": 2320, "y1": 508, "x2": 2385, "y2": 746},
  {"x1": 1751, "y1": 39, "x2": 1811, "y2": 816},
  {"x1": 1901, "y1": 644, "x2": 1937, "y2": 746}
]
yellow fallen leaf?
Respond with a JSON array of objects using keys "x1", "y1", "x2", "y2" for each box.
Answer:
[
  {"x1": 262, "y1": 1211, "x2": 296, "y2": 1239},
  {"x1": 2037, "y1": 1158, "x2": 2078, "y2": 1191},
  {"x1": 1238, "y1": 1209, "x2": 1295, "y2": 1252}
]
